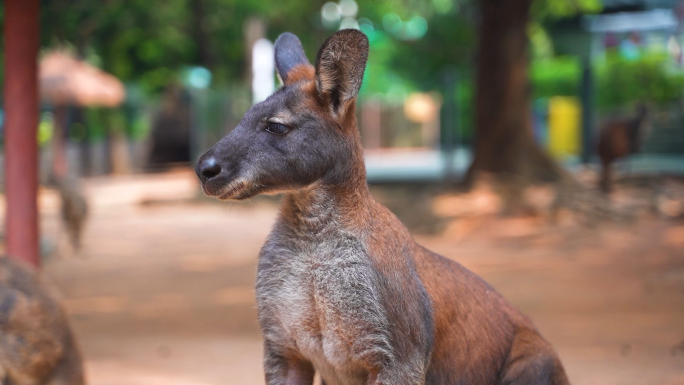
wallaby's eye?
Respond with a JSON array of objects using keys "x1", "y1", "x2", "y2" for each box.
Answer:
[{"x1": 266, "y1": 122, "x2": 290, "y2": 135}]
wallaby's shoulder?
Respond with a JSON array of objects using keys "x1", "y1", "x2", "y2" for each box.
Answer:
[{"x1": 361, "y1": 200, "x2": 527, "y2": 325}]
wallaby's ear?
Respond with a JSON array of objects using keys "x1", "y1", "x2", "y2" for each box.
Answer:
[
  {"x1": 315, "y1": 29, "x2": 369, "y2": 113},
  {"x1": 274, "y1": 33, "x2": 312, "y2": 85}
]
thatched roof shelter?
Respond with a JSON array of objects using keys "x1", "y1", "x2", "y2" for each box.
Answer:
[{"x1": 39, "y1": 52, "x2": 125, "y2": 107}]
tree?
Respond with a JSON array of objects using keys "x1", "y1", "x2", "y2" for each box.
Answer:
[
  {"x1": 466, "y1": 0, "x2": 600, "y2": 192},
  {"x1": 467, "y1": 0, "x2": 561, "y2": 185},
  {"x1": 35, "y1": 0, "x2": 322, "y2": 94}
]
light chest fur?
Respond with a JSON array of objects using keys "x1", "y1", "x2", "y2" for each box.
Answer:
[{"x1": 256, "y1": 219, "x2": 393, "y2": 385}]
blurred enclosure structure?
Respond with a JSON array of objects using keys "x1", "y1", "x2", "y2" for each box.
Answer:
[
  {"x1": 1, "y1": 0, "x2": 684, "y2": 385},
  {"x1": 0, "y1": 0, "x2": 681, "y2": 182}
]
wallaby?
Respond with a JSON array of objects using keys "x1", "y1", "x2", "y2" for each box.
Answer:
[
  {"x1": 0, "y1": 257, "x2": 85, "y2": 385},
  {"x1": 56, "y1": 176, "x2": 88, "y2": 252},
  {"x1": 597, "y1": 104, "x2": 649, "y2": 193},
  {"x1": 197, "y1": 30, "x2": 569, "y2": 385}
]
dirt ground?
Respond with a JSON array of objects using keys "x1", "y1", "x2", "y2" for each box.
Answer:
[{"x1": 23, "y1": 170, "x2": 684, "y2": 385}]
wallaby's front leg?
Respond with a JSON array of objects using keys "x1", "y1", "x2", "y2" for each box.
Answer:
[
  {"x1": 0, "y1": 366, "x2": 7, "y2": 385},
  {"x1": 285, "y1": 364, "x2": 315, "y2": 385},
  {"x1": 367, "y1": 371, "x2": 381, "y2": 385},
  {"x1": 263, "y1": 342, "x2": 315, "y2": 385},
  {"x1": 366, "y1": 364, "x2": 428, "y2": 385},
  {"x1": 366, "y1": 361, "x2": 425, "y2": 385}
]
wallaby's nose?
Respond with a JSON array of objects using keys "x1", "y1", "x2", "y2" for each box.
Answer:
[{"x1": 197, "y1": 157, "x2": 222, "y2": 183}]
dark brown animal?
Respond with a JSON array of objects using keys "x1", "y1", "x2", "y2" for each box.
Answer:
[
  {"x1": 597, "y1": 104, "x2": 649, "y2": 193},
  {"x1": 196, "y1": 30, "x2": 569, "y2": 385},
  {"x1": 0, "y1": 257, "x2": 85, "y2": 385}
]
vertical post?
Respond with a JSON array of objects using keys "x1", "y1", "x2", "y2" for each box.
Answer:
[
  {"x1": 442, "y1": 68, "x2": 457, "y2": 182},
  {"x1": 52, "y1": 105, "x2": 69, "y2": 179},
  {"x1": 4, "y1": 0, "x2": 41, "y2": 266},
  {"x1": 188, "y1": 88, "x2": 206, "y2": 162},
  {"x1": 361, "y1": 100, "x2": 382, "y2": 149},
  {"x1": 580, "y1": 57, "x2": 594, "y2": 164}
]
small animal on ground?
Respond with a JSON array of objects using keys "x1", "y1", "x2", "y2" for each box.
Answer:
[
  {"x1": 0, "y1": 257, "x2": 85, "y2": 385},
  {"x1": 197, "y1": 29, "x2": 570, "y2": 385},
  {"x1": 597, "y1": 104, "x2": 649, "y2": 193},
  {"x1": 56, "y1": 176, "x2": 88, "y2": 253}
]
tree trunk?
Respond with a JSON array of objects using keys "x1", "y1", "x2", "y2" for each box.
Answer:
[
  {"x1": 191, "y1": 0, "x2": 214, "y2": 69},
  {"x1": 467, "y1": 0, "x2": 563, "y2": 185}
]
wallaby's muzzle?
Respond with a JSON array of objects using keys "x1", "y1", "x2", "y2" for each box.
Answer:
[
  {"x1": 196, "y1": 147, "x2": 230, "y2": 197},
  {"x1": 196, "y1": 129, "x2": 271, "y2": 201},
  {"x1": 196, "y1": 156, "x2": 221, "y2": 184},
  {"x1": 196, "y1": 143, "x2": 244, "y2": 199}
]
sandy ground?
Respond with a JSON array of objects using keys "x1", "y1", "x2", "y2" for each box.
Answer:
[{"x1": 27, "y1": 171, "x2": 684, "y2": 385}]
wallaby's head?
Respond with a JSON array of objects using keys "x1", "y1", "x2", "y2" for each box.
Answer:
[{"x1": 196, "y1": 29, "x2": 369, "y2": 200}]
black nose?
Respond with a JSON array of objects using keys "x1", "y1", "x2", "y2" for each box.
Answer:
[{"x1": 197, "y1": 157, "x2": 222, "y2": 183}]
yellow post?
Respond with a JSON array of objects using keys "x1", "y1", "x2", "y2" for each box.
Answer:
[{"x1": 548, "y1": 96, "x2": 581, "y2": 160}]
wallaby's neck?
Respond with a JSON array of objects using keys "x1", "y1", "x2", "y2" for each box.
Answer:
[{"x1": 280, "y1": 128, "x2": 373, "y2": 233}]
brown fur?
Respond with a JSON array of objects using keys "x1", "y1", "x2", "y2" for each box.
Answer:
[
  {"x1": 597, "y1": 105, "x2": 648, "y2": 193},
  {"x1": 197, "y1": 30, "x2": 569, "y2": 385},
  {"x1": 0, "y1": 257, "x2": 85, "y2": 385},
  {"x1": 284, "y1": 65, "x2": 316, "y2": 86}
]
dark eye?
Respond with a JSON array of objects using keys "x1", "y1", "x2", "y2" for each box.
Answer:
[{"x1": 266, "y1": 122, "x2": 289, "y2": 135}]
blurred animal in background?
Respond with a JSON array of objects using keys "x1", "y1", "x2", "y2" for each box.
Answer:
[
  {"x1": 197, "y1": 30, "x2": 569, "y2": 385},
  {"x1": 56, "y1": 176, "x2": 88, "y2": 253},
  {"x1": 598, "y1": 104, "x2": 649, "y2": 193},
  {"x1": 0, "y1": 257, "x2": 85, "y2": 385},
  {"x1": 147, "y1": 85, "x2": 192, "y2": 169}
]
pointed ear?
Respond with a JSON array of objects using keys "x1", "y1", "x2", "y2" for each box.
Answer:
[
  {"x1": 315, "y1": 29, "x2": 369, "y2": 113},
  {"x1": 274, "y1": 33, "x2": 313, "y2": 85}
]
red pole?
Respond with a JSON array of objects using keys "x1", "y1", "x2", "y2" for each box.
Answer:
[{"x1": 4, "y1": 0, "x2": 41, "y2": 266}]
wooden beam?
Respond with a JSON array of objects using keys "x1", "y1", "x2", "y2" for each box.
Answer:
[{"x1": 4, "y1": 0, "x2": 41, "y2": 266}]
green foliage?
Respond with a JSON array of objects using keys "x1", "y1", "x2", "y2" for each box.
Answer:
[
  {"x1": 529, "y1": 51, "x2": 684, "y2": 110},
  {"x1": 532, "y1": 0, "x2": 602, "y2": 19},
  {"x1": 37, "y1": 0, "x2": 321, "y2": 94},
  {"x1": 597, "y1": 52, "x2": 684, "y2": 109},
  {"x1": 530, "y1": 56, "x2": 581, "y2": 98},
  {"x1": 13, "y1": 0, "x2": 599, "y2": 99},
  {"x1": 455, "y1": 71, "x2": 475, "y2": 139},
  {"x1": 83, "y1": 108, "x2": 107, "y2": 141},
  {"x1": 359, "y1": 31, "x2": 416, "y2": 99},
  {"x1": 384, "y1": 9, "x2": 475, "y2": 91},
  {"x1": 529, "y1": 23, "x2": 555, "y2": 59},
  {"x1": 527, "y1": 1, "x2": 684, "y2": 111}
]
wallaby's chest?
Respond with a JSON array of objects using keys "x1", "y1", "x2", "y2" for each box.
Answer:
[{"x1": 256, "y1": 232, "x2": 391, "y2": 384}]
